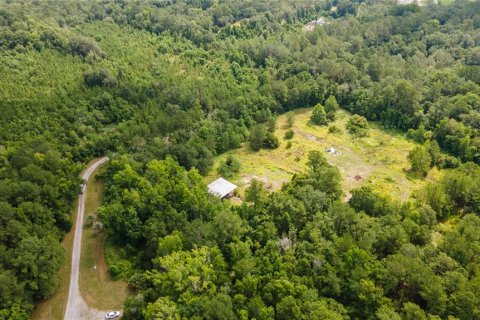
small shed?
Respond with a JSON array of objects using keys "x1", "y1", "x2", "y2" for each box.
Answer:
[{"x1": 208, "y1": 177, "x2": 238, "y2": 199}]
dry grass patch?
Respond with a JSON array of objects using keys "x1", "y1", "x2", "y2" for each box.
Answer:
[{"x1": 208, "y1": 109, "x2": 436, "y2": 201}]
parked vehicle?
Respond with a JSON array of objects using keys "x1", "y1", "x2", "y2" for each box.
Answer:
[{"x1": 105, "y1": 311, "x2": 121, "y2": 319}]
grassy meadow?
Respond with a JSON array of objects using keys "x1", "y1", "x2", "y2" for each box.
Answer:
[{"x1": 207, "y1": 109, "x2": 442, "y2": 201}]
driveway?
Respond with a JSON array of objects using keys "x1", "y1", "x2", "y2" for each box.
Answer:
[{"x1": 64, "y1": 157, "x2": 110, "y2": 320}]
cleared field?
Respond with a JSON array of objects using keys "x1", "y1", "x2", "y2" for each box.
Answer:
[
  {"x1": 207, "y1": 109, "x2": 440, "y2": 201},
  {"x1": 79, "y1": 164, "x2": 130, "y2": 310}
]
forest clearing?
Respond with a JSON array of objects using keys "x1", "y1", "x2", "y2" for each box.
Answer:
[{"x1": 208, "y1": 109, "x2": 440, "y2": 201}]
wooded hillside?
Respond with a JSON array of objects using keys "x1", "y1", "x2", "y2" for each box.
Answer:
[{"x1": 1, "y1": 0, "x2": 480, "y2": 318}]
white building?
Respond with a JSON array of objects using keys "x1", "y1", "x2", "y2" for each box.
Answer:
[{"x1": 208, "y1": 177, "x2": 238, "y2": 199}]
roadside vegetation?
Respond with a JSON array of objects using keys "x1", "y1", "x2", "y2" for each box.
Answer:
[
  {"x1": 31, "y1": 203, "x2": 76, "y2": 320},
  {"x1": 79, "y1": 164, "x2": 130, "y2": 311}
]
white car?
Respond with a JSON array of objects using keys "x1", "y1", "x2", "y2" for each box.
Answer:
[{"x1": 105, "y1": 311, "x2": 121, "y2": 319}]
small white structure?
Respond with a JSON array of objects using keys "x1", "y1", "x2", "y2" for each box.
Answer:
[
  {"x1": 325, "y1": 147, "x2": 340, "y2": 156},
  {"x1": 208, "y1": 177, "x2": 238, "y2": 199}
]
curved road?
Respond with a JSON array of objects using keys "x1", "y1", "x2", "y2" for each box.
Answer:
[{"x1": 64, "y1": 157, "x2": 109, "y2": 320}]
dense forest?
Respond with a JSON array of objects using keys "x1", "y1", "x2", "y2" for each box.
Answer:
[{"x1": 1, "y1": 0, "x2": 480, "y2": 319}]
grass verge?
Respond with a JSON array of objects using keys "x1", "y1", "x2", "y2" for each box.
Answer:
[
  {"x1": 31, "y1": 158, "x2": 99, "y2": 320},
  {"x1": 79, "y1": 164, "x2": 130, "y2": 310},
  {"x1": 32, "y1": 158, "x2": 130, "y2": 319}
]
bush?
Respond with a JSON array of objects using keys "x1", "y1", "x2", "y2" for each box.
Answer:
[
  {"x1": 87, "y1": 213, "x2": 96, "y2": 226},
  {"x1": 347, "y1": 114, "x2": 369, "y2": 137},
  {"x1": 217, "y1": 155, "x2": 241, "y2": 178},
  {"x1": 108, "y1": 264, "x2": 120, "y2": 278},
  {"x1": 249, "y1": 125, "x2": 267, "y2": 151},
  {"x1": 286, "y1": 111, "x2": 295, "y2": 128},
  {"x1": 284, "y1": 129, "x2": 294, "y2": 140},
  {"x1": 310, "y1": 103, "x2": 328, "y2": 125},
  {"x1": 325, "y1": 96, "x2": 339, "y2": 121},
  {"x1": 327, "y1": 112, "x2": 337, "y2": 121},
  {"x1": 407, "y1": 125, "x2": 432, "y2": 144},
  {"x1": 249, "y1": 125, "x2": 279, "y2": 150},
  {"x1": 263, "y1": 132, "x2": 280, "y2": 149},
  {"x1": 436, "y1": 154, "x2": 460, "y2": 169},
  {"x1": 266, "y1": 116, "x2": 277, "y2": 133},
  {"x1": 328, "y1": 125, "x2": 342, "y2": 134},
  {"x1": 106, "y1": 257, "x2": 134, "y2": 280},
  {"x1": 408, "y1": 146, "x2": 432, "y2": 177}
]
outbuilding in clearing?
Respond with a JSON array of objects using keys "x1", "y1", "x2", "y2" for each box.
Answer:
[{"x1": 208, "y1": 177, "x2": 238, "y2": 199}]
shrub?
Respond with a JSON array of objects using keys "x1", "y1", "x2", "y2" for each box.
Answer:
[
  {"x1": 266, "y1": 116, "x2": 277, "y2": 133},
  {"x1": 328, "y1": 125, "x2": 342, "y2": 134},
  {"x1": 263, "y1": 132, "x2": 280, "y2": 149},
  {"x1": 325, "y1": 96, "x2": 339, "y2": 112},
  {"x1": 325, "y1": 96, "x2": 339, "y2": 121},
  {"x1": 93, "y1": 221, "x2": 104, "y2": 233},
  {"x1": 68, "y1": 36, "x2": 104, "y2": 58},
  {"x1": 284, "y1": 129, "x2": 294, "y2": 140},
  {"x1": 408, "y1": 146, "x2": 432, "y2": 177},
  {"x1": 249, "y1": 125, "x2": 267, "y2": 151},
  {"x1": 436, "y1": 154, "x2": 460, "y2": 169},
  {"x1": 217, "y1": 155, "x2": 241, "y2": 178},
  {"x1": 286, "y1": 111, "x2": 295, "y2": 128},
  {"x1": 108, "y1": 264, "x2": 120, "y2": 278},
  {"x1": 250, "y1": 125, "x2": 280, "y2": 151},
  {"x1": 310, "y1": 103, "x2": 328, "y2": 125},
  {"x1": 407, "y1": 125, "x2": 432, "y2": 144},
  {"x1": 347, "y1": 114, "x2": 369, "y2": 137},
  {"x1": 87, "y1": 213, "x2": 95, "y2": 226}
]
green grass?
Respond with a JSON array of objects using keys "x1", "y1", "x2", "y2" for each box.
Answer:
[
  {"x1": 207, "y1": 109, "x2": 441, "y2": 201},
  {"x1": 79, "y1": 163, "x2": 130, "y2": 310}
]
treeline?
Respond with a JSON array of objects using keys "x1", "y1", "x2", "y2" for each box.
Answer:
[{"x1": 98, "y1": 153, "x2": 480, "y2": 319}]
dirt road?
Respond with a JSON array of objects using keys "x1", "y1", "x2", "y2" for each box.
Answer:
[{"x1": 64, "y1": 157, "x2": 109, "y2": 320}]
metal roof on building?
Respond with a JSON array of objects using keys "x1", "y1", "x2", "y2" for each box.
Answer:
[{"x1": 208, "y1": 177, "x2": 238, "y2": 198}]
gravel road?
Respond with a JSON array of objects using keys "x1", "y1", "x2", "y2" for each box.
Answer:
[{"x1": 64, "y1": 157, "x2": 109, "y2": 320}]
